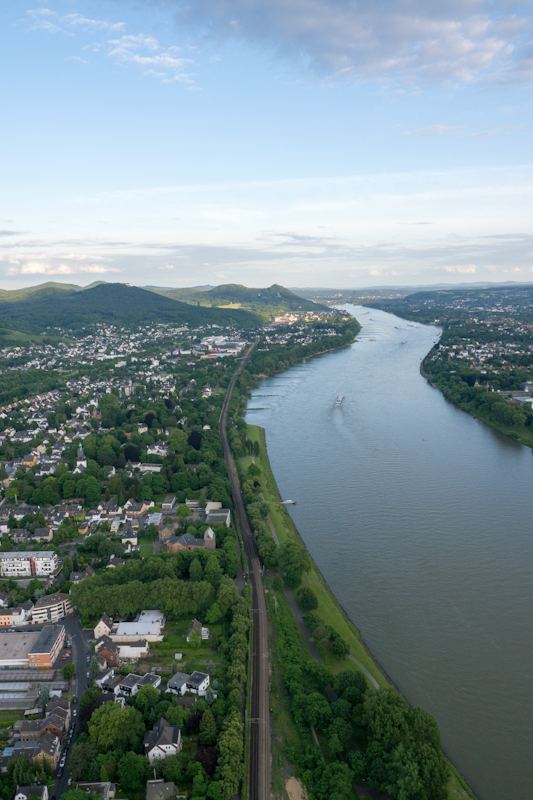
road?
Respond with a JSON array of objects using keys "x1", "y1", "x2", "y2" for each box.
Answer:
[
  {"x1": 219, "y1": 343, "x2": 271, "y2": 800},
  {"x1": 53, "y1": 612, "x2": 89, "y2": 798}
]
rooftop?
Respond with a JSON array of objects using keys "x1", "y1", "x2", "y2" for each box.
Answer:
[
  {"x1": 30, "y1": 625, "x2": 64, "y2": 655},
  {"x1": 0, "y1": 631, "x2": 40, "y2": 661}
]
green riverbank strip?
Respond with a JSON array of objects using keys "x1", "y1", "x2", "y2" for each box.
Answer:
[{"x1": 245, "y1": 422, "x2": 478, "y2": 800}]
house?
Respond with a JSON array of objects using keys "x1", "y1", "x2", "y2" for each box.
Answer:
[
  {"x1": 70, "y1": 565, "x2": 94, "y2": 584},
  {"x1": 205, "y1": 508, "x2": 231, "y2": 527},
  {"x1": 115, "y1": 672, "x2": 161, "y2": 697},
  {"x1": 144, "y1": 717, "x2": 182, "y2": 763},
  {"x1": 146, "y1": 441, "x2": 168, "y2": 457},
  {"x1": 15, "y1": 785, "x2": 49, "y2": 800},
  {"x1": 161, "y1": 496, "x2": 176, "y2": 513},
  {"x1": 94, "y1": 614, "x2": 113, "y2": 640},
  {"x1": 121, "y1": 529, "x2": 137, "y2": 547},
  {"x1": 167, "y1": 670, "x2": 210, "y2": 697},
  {"x1": 106, "y1": 556, "x2": 127, "y2": 569},
  {"x1": 145, "y1": 781, "x2": 177, "y2": 800},
  {"x1": 117, "y1": 640, "x2": 149, "y2": 661},
  {"x1": 94, "y1": 635, "x2": 119, "y2": 667},
  {"x1": 11, "y1": 734, "x2": 61, "y2": 768},
  {"x1": 186, "y1": 618, "x2": 210, "y2": 641},
  {"x1": 76, "y1": 783, "x2": 115, "y2": 800},
  {"x1": 33, "y1": 528, "x2": 52, "y2": 543},
  {"x1": 166, "y1": 529, "x2": 216, "y2": 553}
]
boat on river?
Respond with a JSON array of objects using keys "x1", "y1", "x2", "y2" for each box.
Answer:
[
  {"x1": 335, "y1": 395, "x2": 344, "y2": 406},
  {"x1": 401, "y1": 340, "x2": 407, "y2": 345},
  {"x1": 281, "y1": 500, "x2": 297, "y2": 505}
]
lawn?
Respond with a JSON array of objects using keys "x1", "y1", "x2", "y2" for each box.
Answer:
[{"x1": 138, "y1": 536, "x2": 154, "y2": 557}]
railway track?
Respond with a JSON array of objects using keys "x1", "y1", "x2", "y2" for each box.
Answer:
[{"x1": 219, "y1": 343, "x2": 271, "y2": 800}]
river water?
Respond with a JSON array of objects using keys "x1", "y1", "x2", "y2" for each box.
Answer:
[{"x1": 245, "y1": 305, "x2": 533, "y2": 800}]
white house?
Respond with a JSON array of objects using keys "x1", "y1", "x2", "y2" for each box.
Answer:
[
  {"x1": 143, "y1": 717, "x2": 182, "y2": 763},
  {"x1": 166, "y1": 670, "x2": 210, "y2": 697}
]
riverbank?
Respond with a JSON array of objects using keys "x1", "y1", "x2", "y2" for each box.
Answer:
[
  {"x1": 244, "y1": 422, "x2": 478, "y2": 800},
  {"x1": 420, "y1": 352, "x2": 533, "y2": 450}
]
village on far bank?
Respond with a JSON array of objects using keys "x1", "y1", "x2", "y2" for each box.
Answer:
[{"x1": 0, "y1": 308, "x2": 345, "y2": 800}]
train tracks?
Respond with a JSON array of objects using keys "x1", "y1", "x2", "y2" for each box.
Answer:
[{"x1": 219, "y1": 343, "x2": 271, "y2": 800}]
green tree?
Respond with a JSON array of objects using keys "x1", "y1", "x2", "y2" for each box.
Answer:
[
  {"x1": 296, "y1": 586, "x2": 318, "y2": 610},
  {"x1": 199, "y1": 708, "x2": 217, "y2": 746},
  {"x1": 62, "y1": 663, "x2": 75, "y2": 680},
  {"x1": 117, "y1": 752, "x2": 147, "y2": 793},
  {"x1": 88, "y1": 702, "x2": 145, "y2": 753}
]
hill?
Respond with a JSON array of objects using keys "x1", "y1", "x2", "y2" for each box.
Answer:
[
  {"x1": 0, "y1": 282, "x2": 83, "y2": 303},
  {"x1": 0, "y1": 283, "x2": 262, "y2": 333},
  {"x1": 150, "y1": 283, "x2": 325, "y2": 317}
]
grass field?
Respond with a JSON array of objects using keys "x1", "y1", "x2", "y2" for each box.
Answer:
[{"x1": 138, "y1": 536, "x2": 154, "y2": 557}]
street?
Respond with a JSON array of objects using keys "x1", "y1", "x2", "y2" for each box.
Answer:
[{"x1": 53, "y1": 612, "x2": 89, "y2": 798}]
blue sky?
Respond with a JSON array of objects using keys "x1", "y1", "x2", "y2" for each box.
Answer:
[{"x1": 1, "y1": 0, "x2": 533, "y2": 289}]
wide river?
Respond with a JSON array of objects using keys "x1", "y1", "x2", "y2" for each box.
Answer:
[{"x1": 245, "y1": 305, "x2": 533, "y2": 800}]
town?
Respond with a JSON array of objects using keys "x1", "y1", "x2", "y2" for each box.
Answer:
[{"x1": 0, "y1": 308, "x2": 354, "y2": 800}]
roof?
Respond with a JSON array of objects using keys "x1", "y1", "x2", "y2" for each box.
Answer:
[
  {"x1": 187, "y1": 671, "x2": 209, "y2": 688},
  {"x1": 114, "y1": 621, "x2": 161, "y2": 637},
  {"x1": 139, "y1": 673, "x2": 160, "y2": 687},
  {"x1": 187, "y1": 619, "x2": 203, "y2": 632},
  {"x1": 144, "y1": 718, "x2": 181, "y2": 753},
  {"x1": 0, "y1": 551, "x2": 55, "y2": 560},
  {"x1": 145, "y1": 781, "x2": 176, "y2": 800},
  {"x1": 170, "y1": 532, "x2": 205, "y2": 548},
  {"x1": 30, "y1": 625, "x2": 64, "y2": 655},
  {"x1": 95, "y1": 635, "x2": 118, "y2": 654},
  {"x1": 119, "y1": 673, "x2": 142, "y2": 688},
  {"x1": 15, "y1": 786, "x2": 47, "y2": 799},
  {"x1": 99, "y1": 614, "x2": 113, "y2": 629},
  {"x1": 167, "y1": 671, "x2": 190, "y2": 689},
  {"x1": 33, "y1": 593, "x2": 69, "y2": 609}
]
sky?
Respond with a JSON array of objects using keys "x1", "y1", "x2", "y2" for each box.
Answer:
[{"x1": 1, "y1": 0, "x2": 533, "y2": 290}]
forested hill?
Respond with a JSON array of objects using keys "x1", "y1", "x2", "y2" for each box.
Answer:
[
  {"x1": 150, "y1": 283, "x2": 326, "y2": 317},
  {"x1": 363, "y1": 284, "x2": 533, "y2": 324},
  {"x1": 0, "y1": 283, "x2": 262, "y2": 334}
]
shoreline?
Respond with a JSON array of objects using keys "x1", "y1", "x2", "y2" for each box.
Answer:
[{"x1": 243, "y1": 346, "x2": 480, "y2": 799}]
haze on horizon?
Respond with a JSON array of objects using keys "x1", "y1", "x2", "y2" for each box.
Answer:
[{"x1": 1, "y1": 0, "x2": 533, "y2": 290}]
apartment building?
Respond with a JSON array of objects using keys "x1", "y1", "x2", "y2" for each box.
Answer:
[{"x1": 0, "y1": 552, "x2": 58, "y2": 578}]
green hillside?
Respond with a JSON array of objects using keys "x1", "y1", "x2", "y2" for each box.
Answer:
[
  {"x1": 0, "y1": 283, "x2": 262, "y2": 333},
  {"x1": 0, "y1": 282, "x2": 82, "y2": 303},
  {"x1": 150, "y1": 282, "x2": 325, "y2": 317}
]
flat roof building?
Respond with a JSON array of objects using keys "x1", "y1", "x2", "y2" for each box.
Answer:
[{"x1": 0, "y1": 625, "x2": 65, "y2": 669}]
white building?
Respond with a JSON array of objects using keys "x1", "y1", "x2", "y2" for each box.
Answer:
[
  {"x1": 32, "y1": 593, "x2": 73, "y2": 623},
  {"x1": 0, "y1": 552, "x2": 58, "y2": 578}
]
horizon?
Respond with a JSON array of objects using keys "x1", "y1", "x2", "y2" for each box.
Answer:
[{"x1": 1, "y1": 1, "x2": 532, "y2": 287}]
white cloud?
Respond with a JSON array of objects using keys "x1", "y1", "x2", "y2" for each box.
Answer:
[
  {"x1": 403, "y1": 123, "x2": 523, "y2": 137},
  {"x1": 26, "y1": 8, "x2": 126, "y2": 34},
  {"x1": 5, "y1": 254, "x2": 121, "y2": 276},
  {"x1": 106, "y1": 34, "x2": 195, "y2": 83},
  {"x1": 173, "y1": 0, "x2": 533, "y2": 84},
  {"x1": 443, "y1": 265, "x2": 478, "y2": 273}
]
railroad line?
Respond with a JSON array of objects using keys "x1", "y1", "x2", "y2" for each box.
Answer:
[{"x1": 219, "y1": 343, "x2": 271, "y2": 800}]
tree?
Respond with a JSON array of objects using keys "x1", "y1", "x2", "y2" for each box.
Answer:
[
  {"x1": 204, "y1": 556, "x2": 223, "y2": 585},
  {"x1": 70, "y1": 741, "x2": 98, "y2": 780},
  {"x1": 188, "y1": 628, "x2": 202, "y2": 649},
  {"x1": 117, "y1": 752, "x2": 147, "y2": 793},
  {"x1": 189, "y1": 559, "x2": 204, "y2": 582},
  {"x1": 88, "y1": 657, "x2": 100, "y2": 681},
  {"x1": 62, "y1": 663, "x2": 75, "y2": 680},
  {"x1": 296, "y1": 586, "x2": 318, "y2": 610},
  {"x1": 40, "y1": 685, "x2": 49, "y2": 710},
  {"x1": 88, "y1": 701, "x2": 145, "y2": 753},
  {"x1": 199, "y1": 708, "x2": 217, "y2": 746}
]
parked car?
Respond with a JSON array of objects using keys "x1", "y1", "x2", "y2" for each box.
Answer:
[
  {"x1": 73, "y1": 709, "x2": 77, "y2": 717},
  {"x1": 86, "y1": 671, "x2": 90, "y2": 678},
  {"x1": 74, "y1": 673, "x2": 78, "y2": 678},
  {"x1": 55, "y1": 767, "x2": 62, "y2": 778}
]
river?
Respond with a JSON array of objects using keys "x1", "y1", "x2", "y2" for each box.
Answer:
[{"x1": 245, "y1": 305, "x2": 533, "y2": 800}]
